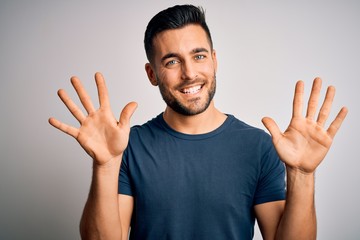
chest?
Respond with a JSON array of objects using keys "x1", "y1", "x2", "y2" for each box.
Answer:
[{"x1": 128, "y1": 139, "x2": 262, "y2": 214}]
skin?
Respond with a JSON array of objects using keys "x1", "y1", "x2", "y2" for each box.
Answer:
[
  {"x1": 49, "y1": 24, "x2": 348, "y2": 240},
  {"x1": 145, "y1": 24, "x2": 225, "y2": 134}
]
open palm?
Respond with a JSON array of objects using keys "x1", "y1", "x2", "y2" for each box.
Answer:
[
  {"x1": 262, "y1": 78, "x2": 347, "y2": 173},
  {"x1": 49, "y1": 72, "x2": 137, "y2": 165}
]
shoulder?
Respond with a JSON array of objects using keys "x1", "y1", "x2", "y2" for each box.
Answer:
[
  {"x1": 130, "y1": 113, "x2": 163, "y2": 133},
  {"x1": 127, "y1": 113, "x2": 167, "y2": 147},
  {"x1": 225, "y1": 115, "x2": 272, "y2": 142}
]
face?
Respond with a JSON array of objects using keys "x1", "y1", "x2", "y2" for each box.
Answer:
[{"x1": 146, "y1": 24, "x2": 218, "y2": 116}]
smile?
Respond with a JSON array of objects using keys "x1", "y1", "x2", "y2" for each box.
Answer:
[{"x1": 181, "y1": 85, "x2": 203, "y2": 94}]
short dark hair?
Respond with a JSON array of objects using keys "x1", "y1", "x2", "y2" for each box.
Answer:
[{"x1": 144, "y1": 4, "x2": 213, "y2": 63}]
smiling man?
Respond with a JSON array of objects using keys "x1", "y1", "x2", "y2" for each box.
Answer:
[
  {"x1": 145, "y1": 23, "x2": 222, "y2": 132},
  {"x1": 49, "y1": 4, "x2": 348, "y2": 240}
]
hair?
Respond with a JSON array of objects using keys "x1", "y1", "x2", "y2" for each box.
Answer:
[{"x1": 144, "y1": 4, "x2": 213, "y2": 63}]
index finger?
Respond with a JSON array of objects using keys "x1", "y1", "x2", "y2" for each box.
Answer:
[
  {"x1": 292, "y1": 80, "x2": 304, "y2": 118},
  {"x1": 95, "y1": 72, "x2": 110, "y2": 108}
]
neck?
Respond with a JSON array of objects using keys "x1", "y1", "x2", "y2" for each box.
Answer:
[{"x1": 163, "y1": 101, "x2": 227, "y2": 134}]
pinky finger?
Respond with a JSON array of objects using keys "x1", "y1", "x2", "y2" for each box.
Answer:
[
  {"x1": 48, "y1": 117, "x2": 79, "y2": 138},
  {"x1": 327, "y1": 107, "x2": 348, "y2": 138}
]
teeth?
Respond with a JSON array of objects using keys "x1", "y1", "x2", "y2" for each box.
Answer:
[{"x1": 183, "y1": 85, "x2": 201, "y2": 94}]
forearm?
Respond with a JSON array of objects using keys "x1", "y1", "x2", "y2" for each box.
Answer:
[
  {"x1": 80, "y1": 156, "x2": 122, "y2": 240},
  {"x1": 276, "y1": 167, "x2": 317, "y2": 240}
]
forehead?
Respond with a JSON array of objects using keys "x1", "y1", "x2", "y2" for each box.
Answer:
[{"x1": 152, "y1": 24, "x2": 211, "y2": 58}]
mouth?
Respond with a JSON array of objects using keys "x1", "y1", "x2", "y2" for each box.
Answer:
[{"x1": 180, "y1": 84, "x2": 204, "y2": 95}]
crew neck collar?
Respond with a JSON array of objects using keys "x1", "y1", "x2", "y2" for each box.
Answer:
[{"x1": 157, "y1": 113, "x2": 234, "y2": 140}]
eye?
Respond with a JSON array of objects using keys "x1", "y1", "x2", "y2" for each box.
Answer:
[
  {"x1": 195, "y1": 55, "x2": 205, "y2": 60},
  {"x1": 165, "y1": 59, "x2": 179, "y2": 66}
]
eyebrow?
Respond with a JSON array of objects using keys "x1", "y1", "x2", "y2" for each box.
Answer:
[
  {"x1": 192, "y1": 47, "x2": 209, "y2": 54},
  {"x1": 161, "y1": 53, "x2": 180, "y2": 63},
  {"x1": 160, "y1": 48, "x2": 210, "y2": 63}
]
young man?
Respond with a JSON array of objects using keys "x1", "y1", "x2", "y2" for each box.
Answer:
[{"x1": 49, "y1": 5, "x2": 348, "y2": 240}]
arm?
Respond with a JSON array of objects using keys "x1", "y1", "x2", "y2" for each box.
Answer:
[
  {"x1": 260, "y1": 78, "x2": 348, "y2": 239},
  {"x1": 254, "y1": 172, "x2": 315, "y2": 240},
  {"x1": 79, "y1": 157, "x2": 134, "y2": 240},
  {"x1": 49, "y1": 72, "x2": 137, "y2": 239}
]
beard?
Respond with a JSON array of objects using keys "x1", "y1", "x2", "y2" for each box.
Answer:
[{"x1": 157, "y1": 74, "x2": 216, "y2": 116}]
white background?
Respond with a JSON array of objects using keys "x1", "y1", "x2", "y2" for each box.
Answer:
[{"x1": 1, "y1": 0, "x2": 359, "y2": 239}]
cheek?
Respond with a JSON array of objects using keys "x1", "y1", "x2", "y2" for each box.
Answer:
[
  {"x1": 158, "y1": 69, "x2": 180, "y2": 85},
  {"x1": 198, "y1": 67, "x2": 214, "y2": 79},
  {"x1": 198, "y1": 61, "x2": 216, "y2": 76}
]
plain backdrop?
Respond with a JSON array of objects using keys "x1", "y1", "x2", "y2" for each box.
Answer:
[{"x1": 1, "y1": 0, "x2": 359, "y2": 239}]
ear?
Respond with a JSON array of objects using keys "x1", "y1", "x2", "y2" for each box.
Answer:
[
  {"x1": 145, "y1": 63, "x2": 158, "y2": 86},
  {"x1": 212, "y1": 49, "x2": 218, "y2": 73}
]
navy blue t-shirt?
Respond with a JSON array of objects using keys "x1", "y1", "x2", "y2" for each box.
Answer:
[{"x1": 119, "y1": 114, "x2": 285, "y2": 239}]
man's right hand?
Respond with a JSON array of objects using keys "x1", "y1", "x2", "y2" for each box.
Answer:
[{"x1": 49, "y1": 72, "x2": 137, "y2": 166}]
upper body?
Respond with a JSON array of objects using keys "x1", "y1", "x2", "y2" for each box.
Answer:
[
  {"x1": 49, "y1": 4, "x2": 348, "y2": 240},
  {"x1": 119, "y1": 113, "x2": 285, "y2": 239}
]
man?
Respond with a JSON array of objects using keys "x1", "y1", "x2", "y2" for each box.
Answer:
[{"x1": 49, "y1": 4, "x2": 348, "y2": 240}]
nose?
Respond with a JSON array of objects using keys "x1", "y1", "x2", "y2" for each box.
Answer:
[{"x1": 181, "y1": 60, "x2": 197, "y2": 81}]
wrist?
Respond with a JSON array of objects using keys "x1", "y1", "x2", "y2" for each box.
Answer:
[
  {"x1": 286, "y1": 166, "x2": 315, "y2": 192},
  {"x1": 285, "y1": 165, "x2": 315, "y2": 177},
  {"x1": 93, "y1": 154, "x2": 123, "y2": 175}
]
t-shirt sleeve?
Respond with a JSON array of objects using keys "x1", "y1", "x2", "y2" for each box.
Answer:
[
  {"x1": 118, "y1": 148, "x2": 133, "y2": 196},
  {"x1": 253, "y1": 134, "x2": 286, "y2": 205}
]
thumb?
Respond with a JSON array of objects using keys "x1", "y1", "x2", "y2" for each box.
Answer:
[
  {"x1": 118, "y1": 102, "x2": 138, "y2": 127},
  {"x1": 261, "y1": 117, "x2": 282, "y2": 143}
]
